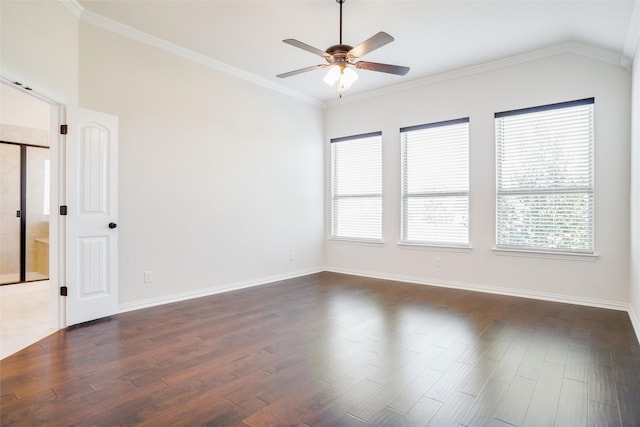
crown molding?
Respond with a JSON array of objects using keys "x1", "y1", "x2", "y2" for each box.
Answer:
[
  {"x1": 58, "y1": 0, "x2": 321, "y2": 106},
  {"x1": 60, "y1": 0, "x2": 632, "y2": 109},
  {"x1": 623, "y1": 0, "x2": 640, "y2": 61},
  {"x1": 58, "y1": 0, "x2": 83, "y2": 19},
  {"x1": 325, "y1": 41, "x2": 629, "y2": 108}
]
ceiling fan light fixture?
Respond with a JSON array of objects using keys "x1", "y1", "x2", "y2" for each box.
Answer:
[
  {"x1": 324, "y1": 65, "x2": 358, "y2": 91},
  {"x1": 323, "y1": 65, "x2": 341, "y2": 86},
  {"x1": 338, "y1": 66, "x2": 358, "y2": 91}
]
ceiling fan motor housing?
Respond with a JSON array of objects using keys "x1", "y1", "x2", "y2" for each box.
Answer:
[{"x1": 325, "y1": 44, "x2": 354, "y2": 64}]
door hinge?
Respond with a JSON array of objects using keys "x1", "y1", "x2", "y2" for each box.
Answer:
[
  {"x1": 60, "y1": 124, "x2": 68, "y2": 135},
  {"x1": 60, "y1": 205, "x2": 68, "y2": 216},
  {"x1": 60, "y1": 286, "x2": 68, "y2": 297}
]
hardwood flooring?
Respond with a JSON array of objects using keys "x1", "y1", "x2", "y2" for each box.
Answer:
[{"x1": 1, "y1": 272, "x2": 639, "y2": 426}]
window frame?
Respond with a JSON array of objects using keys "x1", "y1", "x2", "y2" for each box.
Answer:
[
  {"x1": 330, "y1": 131, "x2": 383, "y2": 243},
  {"x1": 400, "y1": 117, "x2": 470, "y2": 247},
  {"x1": 494, "y1": 97, "x2": 595, "y2": 255}
]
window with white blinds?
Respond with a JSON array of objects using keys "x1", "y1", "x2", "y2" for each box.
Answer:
[
  {"x1": 495, "y1": 98, "x2": 594, "y2": 253},
  {"x1": 330, "y1": 132, "x2": 382, "y2": 241},
  {"x1": 401, "y1": 118, "x2": 469, "y2": 245}
]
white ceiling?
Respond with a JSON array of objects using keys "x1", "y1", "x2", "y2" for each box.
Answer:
[{"x1": 77, "y1": 0, "x2": 638, "y2": 103}]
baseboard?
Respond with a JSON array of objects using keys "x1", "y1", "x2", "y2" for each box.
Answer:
[
  {"x1": 118, "y1": 266, "x2": 638, "y2": 345},
  {"x1": 325, "y1": 266, "x2": 629, "y2": 312},
  {"x1": 629, "y1": 305, "x2": 640, "y2": 346},
  {"x1": 118, "y1": 267, "x2": 324, "y2": 314}
]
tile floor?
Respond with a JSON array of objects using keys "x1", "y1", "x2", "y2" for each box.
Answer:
[
  {"x1": 0, "y1": 272, "x2": 49, "y2": 285},
  {"x1": 0, "y1": 280, "x2": 56, "y2": 359}
]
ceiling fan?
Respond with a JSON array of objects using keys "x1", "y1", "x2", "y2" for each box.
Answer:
[{"x1": 277, "y1": 0, "x2": 410, "y2": 95}]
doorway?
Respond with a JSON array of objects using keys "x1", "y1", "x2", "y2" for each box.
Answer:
[
  {"x1": 1, "y1": 76, "x2": 120, "y2": 352},
  {"x1": 0, "y1": 81, "x2": 57, "y2": 358}
]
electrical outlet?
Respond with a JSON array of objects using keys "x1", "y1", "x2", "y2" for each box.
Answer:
[
  {"x1": 435, "y1": 257, "x2": 441, "y2": 268},
  {"x1": 144, "y1": 271, "x2": 153, "y2": 283},
  {"x1": 289, "y1": 251, "x2": 295, "y2": 262}
]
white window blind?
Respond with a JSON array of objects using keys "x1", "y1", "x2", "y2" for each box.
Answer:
[
  {"x1": 331, "y1": 132, "x2": 382, "y2": 241},
  {"x1": 401, "y1": 118, "x2": 469, "y2": 245},
  {"x1": 495, "y1": 98, "x2": 594, "y2": 253}
]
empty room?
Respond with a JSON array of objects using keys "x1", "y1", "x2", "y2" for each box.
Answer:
[{"x1": 1, "y1": 0, "x2": 639, "y2": 425}]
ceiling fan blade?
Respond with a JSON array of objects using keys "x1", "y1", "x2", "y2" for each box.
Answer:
[
  {"x1": 348, "y1": 32, "x2": 394, "y2": 58},
  {"x1": 277, "y1": 64, "x2": 329, "y2": 78},
  {"x1": 283, "y1": 39, "x2": 332, "y2": 59},
  {"x1": 355, "y1": 61, "x2": 410, "y2": 76}
]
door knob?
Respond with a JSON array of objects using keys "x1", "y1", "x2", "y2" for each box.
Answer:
[{"x1": 108, "y1": 222, "x2": 117, "y2": 229}]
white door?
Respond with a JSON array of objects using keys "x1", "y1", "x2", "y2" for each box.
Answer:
[{"x1": 65, "y1": 107, "x2": 118, "y2": 326}]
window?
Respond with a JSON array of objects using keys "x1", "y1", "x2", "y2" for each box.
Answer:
[
  {"x1": 330, "y1": 131, "x2": 382, "y2": 241},
  {"x1": 495, "y1": 98, "x2": 594, "y2": 253},
  {"x1": 401, "y1": 118, "x2": 469, "y2": 245}
]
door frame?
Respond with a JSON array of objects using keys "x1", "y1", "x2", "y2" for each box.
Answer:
[{"x1": 1, "y1": 75, "x2": 64, "y2": 329}]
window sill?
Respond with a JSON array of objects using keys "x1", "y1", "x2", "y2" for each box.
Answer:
[
  {"x1": 328, "y1": 237, "x2": 384, "y2": 246},
  {"x1": 492, "y1": 247, "x2": 599, "y2": 261},
  {"x1": 398, "y1": 242, "x2": 472, "y2": 252}
]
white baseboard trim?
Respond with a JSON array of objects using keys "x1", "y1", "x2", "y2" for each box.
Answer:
[
  {"x1": 117, "y1": 266, "x2": 639, "y2": 346},
  {"x1": 629, "y1": 306, "x2": 640, "y2": 346},
  {"x1": 325, "y1": 266, "x2": 629, "y2": 312},
  {"x1": 118, "y1": 267, "x2": 324, "y2": 314}
]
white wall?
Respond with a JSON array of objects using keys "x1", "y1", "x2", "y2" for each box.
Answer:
[
  {"x1": 0, "y1": 0, "x2": 78, "y2": 103},
  {"x1": 631, "y1": 45, "x2": 640, "y2": 336},
  {"x1": 2, "y1": 0, "x2": 635, "y2": 319},
  {"x1": 0, "y1": 83, "x2": 51, "y2": 131},
  {"x1": 78, "y1": 23, "x2": 325, "y2": 308},
  {"x1": 325, "y1": 53, "x2": 631, "y2": 308}
]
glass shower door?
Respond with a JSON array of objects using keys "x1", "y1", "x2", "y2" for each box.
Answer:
[
  {"x1": 0, "y1": 144, "x2": 22, "y2": 284},
  {"x1": 25, "y1": 146, "x2": 50, "y2": 281},
  {"x1": 0, "y1": 143, "x2": 50, "y2": 284}
]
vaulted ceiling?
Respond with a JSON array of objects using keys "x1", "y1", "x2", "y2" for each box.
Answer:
[{"x1": 77, "y1": 0, "x2": 639, "y2": 103}]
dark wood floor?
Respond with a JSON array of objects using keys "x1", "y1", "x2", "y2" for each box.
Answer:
[{"x1": 1, "y1": 272, "x2": 639, "y2": 426}]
